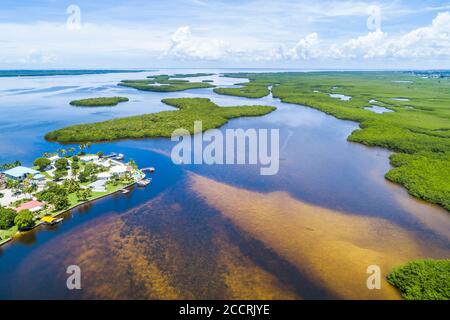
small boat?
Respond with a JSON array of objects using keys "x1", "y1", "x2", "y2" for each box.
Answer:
[
  {"x1": 115, "y1": 153, "x2": 124, "y2": 160},
  {"x1": 137, "y1": 178, "x2": 152, "y2": 187},
  {"x1": 105, "y1": 152, "x2": 118, "y2": 159},
  {"x1": 149, "y1": 167, "x2": 156, "y2": 173},
  {"x1": 121, "y1": 189, "x2": 130, "y2": 194},
  {"x1": 41, "y1": 216, "x2": 63, "y2": 225}
]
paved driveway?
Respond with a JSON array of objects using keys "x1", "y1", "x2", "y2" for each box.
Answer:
[{"x1": 0, "y1": 189, "x2": 27, "y2": 207}]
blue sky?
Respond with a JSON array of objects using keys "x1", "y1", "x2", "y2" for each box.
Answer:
[{"x1": 1, "y1": 0, "x2": 450, "y2": 69}]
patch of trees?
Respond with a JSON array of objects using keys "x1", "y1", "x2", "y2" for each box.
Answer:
[
  {"x1": 0, "y1": 207, "x2": 17, "y2": 229},
  {"x1": 33, "y1": 158, "x2": 51, "y2": 171},
  {"x1": 14, "y1": 210, "x2": 34, "y2": 230}
]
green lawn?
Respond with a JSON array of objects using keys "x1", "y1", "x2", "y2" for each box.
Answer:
[
  {"x1": 215, "y1": 72, "x2": 450, "y2": 211},
  {"x1": 0, "y1": 225, "x2": 18, "y2": 241},
  {"x1": 63, "y1": 182, "x2": 132, "y2": 213},
  {"x1": 387, "y1": 259, "x2": 450, "y2": 300},
  {"x1": 70, "y1": 97, "x2": 129, "y2": 107},
  {"x1": 45, "y1": 98, "x2": 276, "y2": 143}
]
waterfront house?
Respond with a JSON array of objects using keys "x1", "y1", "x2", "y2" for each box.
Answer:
[
  {"x1": 33, "y1": 174, "x2": 46, "y2": 181},
  {"x1": 110, "y1": 165, "x2": 129, "y2": 176},
  {"x1": 80, "y1": 155, "x2": 99, "y2": 163},
  {"x1": 89, "y1": 180, "x2": 107, "y2": 192},
  {"x1": 32, "y1": 173, "x2": 47, "y2": 186},
  {"x1": 3, "y1": 166, "x2": 40, "y2": 182},
  {"x1": 97, "y1": 159, "x2": 112, "y2": 168},
  {"x1": 97, "y1": 172, "x2": 111, "y2": 180},
  {"x1": 15, "y1": 200, "x2": 44, "y2": 213}
]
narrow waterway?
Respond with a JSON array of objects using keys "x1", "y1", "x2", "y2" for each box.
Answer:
[{"x1": 0, "y1": 69, "x2": 448, "y2": 299}]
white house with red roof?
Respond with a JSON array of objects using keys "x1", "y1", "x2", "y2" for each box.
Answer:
[{"x1": 15, "y1": 200, "x2": 44, "y2": 213}]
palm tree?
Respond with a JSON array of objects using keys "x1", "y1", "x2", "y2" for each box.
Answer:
[
  {"x1": 6, "y1": 179, "x2": 18, "y2": 190},
  {"x1": 128, "y1": 159, "x2": 138, "y2": 170},
  {"x1": 0, "y1": 174, "x2": 6, "y2": 190},
  {"x1": 57, "y1": 149, "x2": 67, "y2": 157},
  {"x1": 25, "y1": 184, "x2": 37, "y2": 198},
  {"x1": 21, "y1": 174, "x2": 34, "y2": 198},
  {"x1": 1, "y1": 160, "x2": 22, "y2": 170}
]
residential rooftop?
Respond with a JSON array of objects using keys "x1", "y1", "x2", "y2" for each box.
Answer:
[
  {"x1": 2, "y1": 166, "x2": 39, "y2": 178},
  {"x1": 15, "y1": 200, "x2": 44, "y2": 213}
]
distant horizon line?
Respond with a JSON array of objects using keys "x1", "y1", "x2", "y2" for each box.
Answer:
[{"x1": 0, "y1": 68, "x2": 450, "y2": 72}]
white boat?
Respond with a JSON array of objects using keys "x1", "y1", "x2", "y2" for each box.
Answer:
[
  {"x1": 115, "y1": 154, "x2": 124, "y2": 160},
  {"x1": 121, "y1": 189, "x2": 130, "y2": 194},
  {"x1": 137, "y1": 178, "x2": 152, "y2": 187}
]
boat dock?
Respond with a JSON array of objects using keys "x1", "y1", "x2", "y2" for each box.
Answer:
[{"x1": 137, "y1": 178, "x2": 152, "y2": 187}]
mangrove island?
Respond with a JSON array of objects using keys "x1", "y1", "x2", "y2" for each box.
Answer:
[
  {"x1": 70, "y1": 97, "x2": 130, "y2": 107},
  {"x1": 45, "y1": 98, "x2": 276, "y2": 143}
]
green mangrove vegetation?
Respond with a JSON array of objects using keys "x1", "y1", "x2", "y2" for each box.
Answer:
[
  {"x1": 171, "y1": 73, "x2": 215, "y2": 78},
  {"x1": 45, "y1": 98, "x2": 276, "y2": 143},
  {"x1": 214, "y1": 81, "x2": 273, "y2": 98},
  {"x1": 386, "y1": 152, "x2": 449, "y2": 210},
  {"x1": 70, "y1": 97, "x2": 129, "y2": 107},
  {"x1": 387, "y1": 259, "x2": 450, "y2": 300},
  {"x1": 216, "y1": 72, "x2": 450, "y2": 211},
  {"x1": 118, "y1": 74, "x2": 215, "y2": 92}
]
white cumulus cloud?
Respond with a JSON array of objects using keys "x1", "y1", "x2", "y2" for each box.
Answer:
[
  {"x1": 286, "y1": 33, "x2": 321, "y2": 60},
  {"x1": 167, "y1": 26, "x2": 230, "y2": 60},
  {"x1": 18, "y1": 49, "x2": 57, "y2": 65},
  {"x1": 1, "y1": 8, "x2": 449, "y2": 67},
  {"x1": 339, "y1": 30, "x2": 388, "y2": 59},
  {"x1": 391, "y1": 11, "x2": 450, "y2": 58},
  {"x1": 273, "y1": 11, "x2": 450, "y2": 61}
]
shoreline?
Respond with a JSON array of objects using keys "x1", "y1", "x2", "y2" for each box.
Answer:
[
  {"x1": 217, "y1": 72, "x2": 450, "y2": 212},
  {"x1": 0, "y1": 181, "x2": 136, "y2": 248}
]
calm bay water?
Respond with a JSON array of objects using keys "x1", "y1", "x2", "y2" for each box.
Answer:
[{"x1": 0, "y1": 69, "x2": 448, "y2": 299}]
